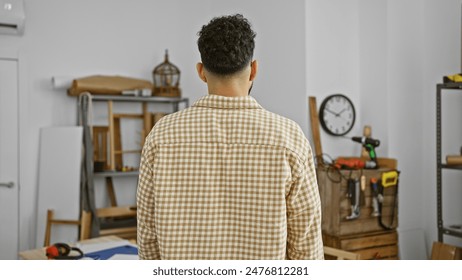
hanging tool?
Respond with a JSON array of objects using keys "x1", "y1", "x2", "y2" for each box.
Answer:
[
  {"x1": 346, "y1": 178, "x2": 360, "y2": 220},
  {"x1": 370, "y1": 177, "x2": 380, "y2": 217},
  {"x1": 376, "y1": 170, "x2": 400, "y2": 230},
  {"x1": 351, "y1": 136, "x2": 380, "y2": 168},
  {"x1": 443, "y1": 73, "x2": 462, "y2": 83},
  {"x1": 360, "y1": 174, "x2": 366, "y2": 206},
  {"x1": 381, "y1": 170, "x2": 399, "y2": 187}
]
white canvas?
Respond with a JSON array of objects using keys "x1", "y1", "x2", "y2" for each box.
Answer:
[{"x1": 35, "y1": 126, "x2": 83, "y2": 247}]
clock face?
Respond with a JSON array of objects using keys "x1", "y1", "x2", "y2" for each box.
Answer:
[{"x1": 319, "y1": 94, "x2": 355, "y2": 136}]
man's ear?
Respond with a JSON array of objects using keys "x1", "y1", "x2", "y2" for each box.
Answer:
[
  {"x1": 196, "y1": 63, "x2": 207, "y2": 83},
  {"x1": 250, "y1": 60, "x2": 258, "y2": 81}
]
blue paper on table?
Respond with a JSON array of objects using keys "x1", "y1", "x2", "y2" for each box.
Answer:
[{"x1": 85, "y1": 245, "x2": 138, "y2": 260}]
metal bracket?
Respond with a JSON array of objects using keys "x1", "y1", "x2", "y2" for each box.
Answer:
[{"x1": 0, "y1": 182, "x2": 14, "y2": 188}]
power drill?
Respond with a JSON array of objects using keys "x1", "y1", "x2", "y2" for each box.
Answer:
[{"x1": 351, "y1": 136, "x2": 380, "y2": 168}]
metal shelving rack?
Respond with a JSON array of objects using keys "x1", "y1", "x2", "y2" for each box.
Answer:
[
  {"x1": 79, "y1": 94, "x2": 189, "y2": 174},
  {"x1": 436, "y1": 82, "x2": 462, "y2": 242},
  {"x1": 77, "y1": 93, "x2": 189, "y2": 237}
]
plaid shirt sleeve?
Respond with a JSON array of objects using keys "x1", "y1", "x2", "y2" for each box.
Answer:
[
  {"x1": 136, "y1": 132, "x2": 160, "y2": 260},
  {"x1": 286, "y1": 136, "x2": 324, "y2": 260}
]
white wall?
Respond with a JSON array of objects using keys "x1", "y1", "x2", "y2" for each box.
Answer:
[
  {"x1": 386, "y1": 0, "x2": 427, "y2": 258},
  {"x1": 358, "y1": 0, "x2": 388, "y2": 157},
  {"x1": 306, "y1": 0, "x2": 462, "y2": 259},
  {"x1": 305, "y1": 0, "x2": 362, "y2": 158},
  {"x1": 0, "y1": 0, "x2": 307, "y2": 251}
]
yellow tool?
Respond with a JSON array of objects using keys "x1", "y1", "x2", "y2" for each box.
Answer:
[
  {"x1": 381, "y1": 170, "x2": 398, "y2": 188},
  {"x1": 444, "y1": 73, "x2": 462, "y2": 83}
]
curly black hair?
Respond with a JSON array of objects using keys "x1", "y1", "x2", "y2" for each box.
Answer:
[{"x1": 197, "y1": 14, "x2": 256, "y2": 76}]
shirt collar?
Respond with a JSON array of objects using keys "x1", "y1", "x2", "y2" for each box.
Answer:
[{"x1": 192, "y1": 94, "x2": 263, "y2": 110}]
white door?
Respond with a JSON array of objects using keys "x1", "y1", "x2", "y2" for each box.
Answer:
[{"x1": 0, "y1": 57, "x2": 19, "y2": 259}]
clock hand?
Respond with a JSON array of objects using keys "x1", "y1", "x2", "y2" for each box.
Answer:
[
  {"x1": 325, "y1": 108, "x2": 340, "y2": 117},
  {"x1": 337, "y1": 108, "x2": 347, "y2": 115}
]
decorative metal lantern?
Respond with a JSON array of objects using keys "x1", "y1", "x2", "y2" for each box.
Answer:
[{"x1": 152, "y1": 50, "x2": 181, "y2": 97}]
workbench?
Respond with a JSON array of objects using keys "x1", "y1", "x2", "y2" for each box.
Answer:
[{"x1": 18, "y1": 235, "x2": 129, "y2": 260}]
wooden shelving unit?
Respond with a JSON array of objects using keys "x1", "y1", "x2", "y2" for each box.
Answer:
[{"x1": 77, "y1": 93, "x2": 189, "y2": 239}]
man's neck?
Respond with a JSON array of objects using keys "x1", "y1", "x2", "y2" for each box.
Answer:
[{"x1": 207, "y1": 79, "x2": 249, "y2": 97}]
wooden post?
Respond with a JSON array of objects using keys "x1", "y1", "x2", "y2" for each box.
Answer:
[
  {"x1": 108, "y1": 101, "x2": 115, "y2": 170},
  {"x1": 142, "y1": 102, "x2": 152, "y2": 146}
]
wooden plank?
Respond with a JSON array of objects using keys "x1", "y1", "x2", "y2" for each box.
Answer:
[
  {"x1": 431, "y1": 242, "x2": 462, "y2": 260},
  {"x1": 108, "y1": 101, "x2": 115, "y2": 170},
  {"x1": 339, "y1": 218, "x2": 398, "y2": 236},
  {"x1": 142, "y1": 103, "x2": 151, "y2": 147},
  {"x1": 100, "y1": 227, "x2": 137, "y2": 239},
  {"x1": 113, "y1": 113, "x2": 144, "y2": 119},
  {"x1": 114, "y1": 150, "x2": 142, "y2": 154},
  {"x1": 324, "y1": 246, "x2": 360, "y2": 260},
  {"x1": 308, "y1": 97, "x2": 323, "y2": 165},
  {"x1": 318, "y1": 169, "x2": 340, "y2": 235},
  {"x1": 43, "y1": 209, "x2": 53, "y2": 247},
  {"x1": 79, "y1": 211, "x2": 92, "y2": 241},
  {"x1": 354, "y1": 244, "x2": 398, "y2": 260},
  {"x1": 340, "y1": 231, "x2": 398, "y2": 250},
  {"x1": 113, "y1": 117, "x2": 123, "y2": 170},
  {"x1": 105, "y1": 177, "x2": 117, "y2": 207},
  {"x1": 97, "y1": 206, "x2": 136, "y2": 218},
  {"x1": 322, "y1": 233, "x2": 341, "y2": 248},
  {"x1": 324, "y1": 232, "x2": 399, "y2": 260},
  {"x1": 377, "y1": 158, "x2": 398, "y2": 169}
]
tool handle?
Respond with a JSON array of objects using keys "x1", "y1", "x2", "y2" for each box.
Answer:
[
  {"x1": 352, "y1": 136, "x2": 380, "y2": 147},
  {"x1": 347, "y1": 179, "x2": 355, "y2": 198},
  {"x1": 365, "y1": 144, "x2": 377, "y2": 161},
  {"x1": 370, "y1": 178, "x2": 378, "y2": 195},
  {"x1": 353, "y1": 179, "x2": 360, "y2": 206}
]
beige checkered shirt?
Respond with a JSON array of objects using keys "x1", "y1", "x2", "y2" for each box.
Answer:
[{"x1": 137, "y1": 94, "x2": 323, "y2": 260}]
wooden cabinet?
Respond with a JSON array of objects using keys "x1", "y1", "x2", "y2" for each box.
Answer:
[{"x1": 316, "y1": 162, "x2": 399, "y2": 259}]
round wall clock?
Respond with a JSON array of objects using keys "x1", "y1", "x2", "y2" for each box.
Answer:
[{"x1": 319, "y1": 94, "x2": 356, "y2": 136}]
